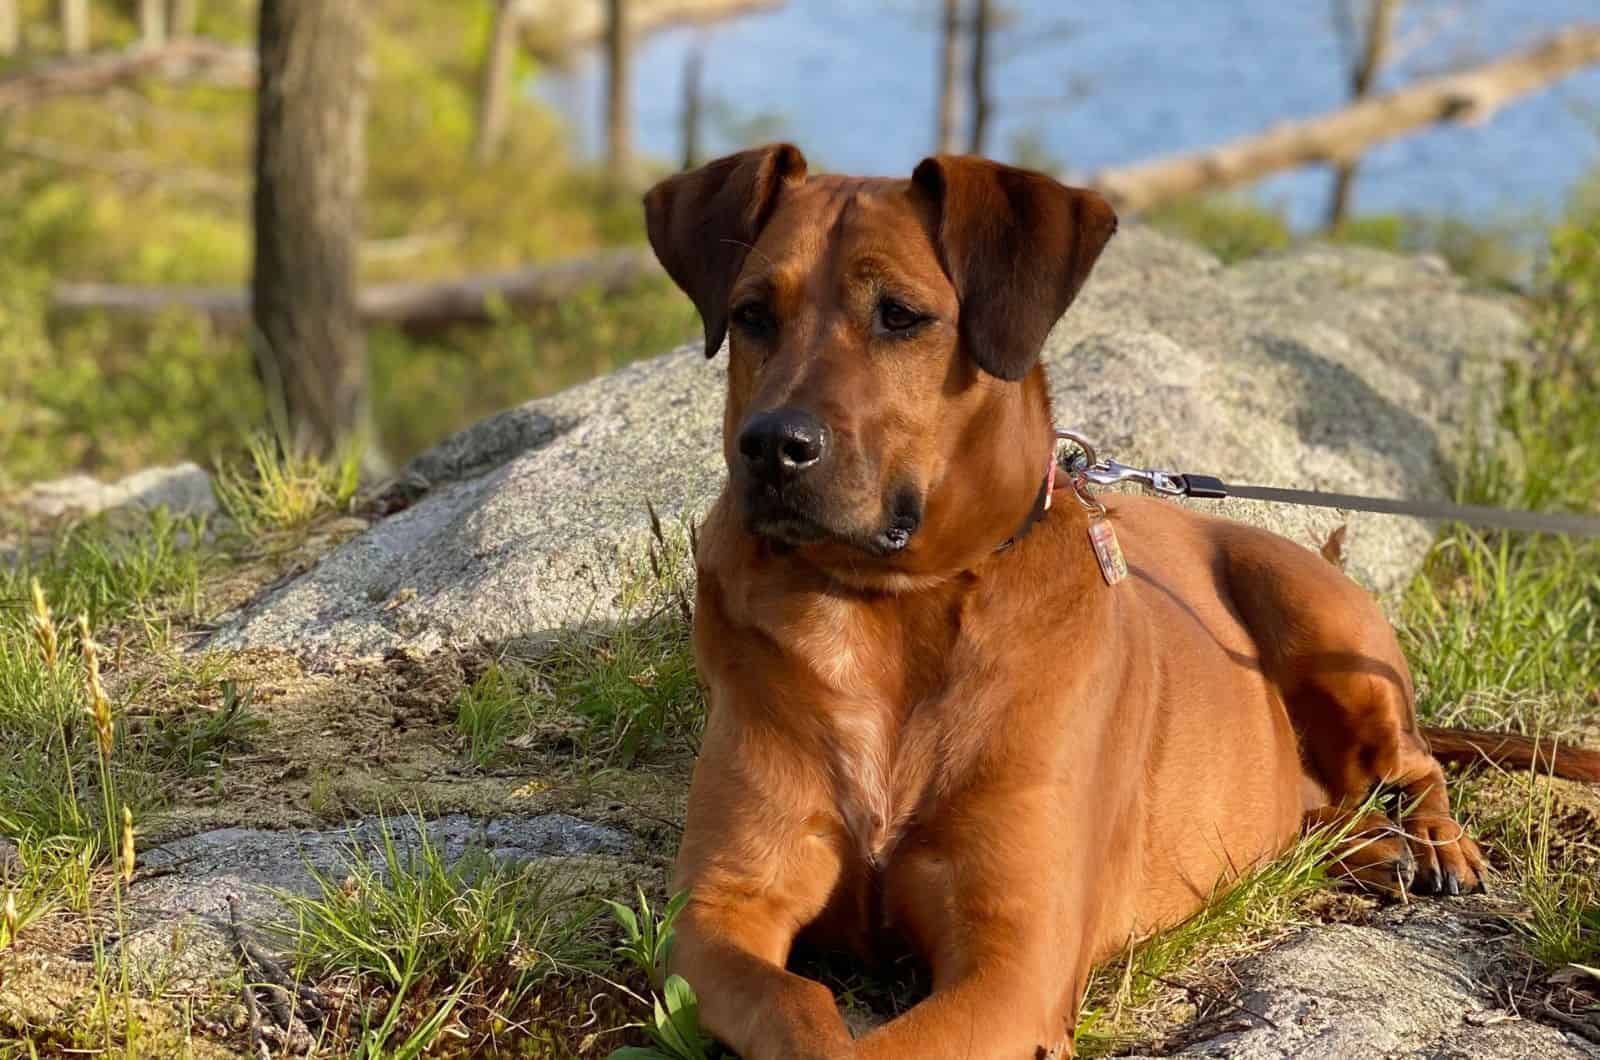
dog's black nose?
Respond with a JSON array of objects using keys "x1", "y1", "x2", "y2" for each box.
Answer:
[{"x1": 738, "y1": 408, "x2": 828, "y2": 482}]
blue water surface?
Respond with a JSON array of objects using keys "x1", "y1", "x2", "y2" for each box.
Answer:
[{"x1": 541, "y1": 0, "x2": 1600, "y2": 228}]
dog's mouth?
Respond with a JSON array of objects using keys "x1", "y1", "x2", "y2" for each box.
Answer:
[{"x1": 742, "y1": 481, "x2": 922, "y2": 557}]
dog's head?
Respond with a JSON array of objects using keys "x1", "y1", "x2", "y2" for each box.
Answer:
[{"x1": 644, "y1": 144, "x2": 1116, "y2": 586}]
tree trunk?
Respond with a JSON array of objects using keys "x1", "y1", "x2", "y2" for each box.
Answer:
[
  {"x1": 604, "y1": 0, "x2": 632, "y2": 189},
  {"x1": 0, "y1": 0, "x2": 18, "y2": 57},
  {"x1": 60, "y1": 0, "x2": 89, "y2": 55},
  {"x1": 1326, "y1": 0, "x2": 1400, "y2": 228},
  {"x1": 251, "y1": 0, "x2": 373, "y2": 461},
  {"x1": 680, "y1": 42, "x2": 703, "y2": 169},
  {"x1": 474, "y1": 0, "x2": 520, "y2": 164},
  {"x1": 138, "y1": 0, "x2": 167, "y2": 47},
  {"x1": 168, "y1": 0, "x2": 198, "y2": 39},
  {"x1": 936, "y1": 0, "x2": 961, "y2": 154},
  {"x1": 966, "y1": 0, "x2": 991, "y2": 155}
]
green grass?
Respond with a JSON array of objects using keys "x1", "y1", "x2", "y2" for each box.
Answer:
[
  {"x1": 1501, "y1": 774, "x2": 1600, "y2": 972},
  {"x1": 1143, "y1": 194, "x2": 1294, "y2": 263},
  {"x1": 1073, "y1": 809, "x2": 1368, "y2": 1055},
  {"x1": 1142, "y1": 192, "x2": 1534, "y2": 285},
  {"x1": 212, "y1": 434, "x2": 363, "y2": 539},
  {"x1": 0, "y1": 511, "x2": 215, "y2": 848},
  {"x1": 1392, "y1": 215, "x2": 1600, "y2": 983},
  {"x1": 532, "y1": 514, "x2": 700, "y2": 767},
  {"x1": 273, "y1": 815, "x2": 608, "y2": 1056},
  {"x1": 452, "y1": 664, "x2": 532, "y2": 769},
  {"x1": 1398, "y1": 220, "x2": 1600, "y2": 730},
  {"x1": 445, "y1": 516, "x2": 702, "y2": 773}
]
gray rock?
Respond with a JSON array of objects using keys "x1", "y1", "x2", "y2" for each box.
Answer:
[
  {"x1": 1125, "y1": 905, "x2": 1598, "y2": 1059},
  {"x1": 211, "y1": 228, "x2": 1527, "y2": 659},
  {"x1": 9, "y1": 462, "x2": 217, "y2": 521},
  {"x1": 116, "y1": 812, "x2": 630, "y2": 989}
]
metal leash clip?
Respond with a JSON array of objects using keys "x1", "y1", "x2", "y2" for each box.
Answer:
[{"x1": 1055, "y1": 428, "x2": 1188, "y2": 498}]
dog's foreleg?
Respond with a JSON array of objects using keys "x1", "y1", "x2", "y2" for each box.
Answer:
[
  {"x1": 671, "y1": 898, "x2": 856, "y2": 1059},
  {"x1": 856, "y1": 789, "x2": 1086, "y2": 1060}
]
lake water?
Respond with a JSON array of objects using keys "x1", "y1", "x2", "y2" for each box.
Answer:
[{"x1": 541, "y1": 0, "x2": 1600, "y2": 229}]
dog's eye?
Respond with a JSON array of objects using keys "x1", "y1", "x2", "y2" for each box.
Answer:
[
  {"x1": 732, "y1": 301, "x2": 776, "y2": 336},
  {"x1": 878, "y1": 298, "x2": 925, "y2": 334}
]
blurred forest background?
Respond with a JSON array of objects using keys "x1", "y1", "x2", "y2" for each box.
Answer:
[{"x1": 1, "y1": 0, "x2": 1597, "y2": 492}]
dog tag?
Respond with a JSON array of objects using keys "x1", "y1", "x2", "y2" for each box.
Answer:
[{"x1": 1087, "y1": 515, "x2": 1127, "y2": 586}]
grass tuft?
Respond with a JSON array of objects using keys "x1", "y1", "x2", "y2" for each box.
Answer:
[
  {"x1": 274, "y1": 815, "x2": 608, "y2": 1056},
  {"x1": 452, "y1": 663, "x2": 531, "y2": 769},
  {"x1": 212, "y1": 434, "x2": 362, "y2": 538}
]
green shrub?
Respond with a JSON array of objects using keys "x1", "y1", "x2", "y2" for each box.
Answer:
[{"x1": 1143, "y1": 195, "x2": 1293, "y2": 263}]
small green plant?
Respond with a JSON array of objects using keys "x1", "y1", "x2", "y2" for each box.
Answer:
[
  {"x1": 141, "y1": 678, "x2": 266, "y2": 777},
  {"x1": 604, "y1": 890, "x2": 719, "y2": 1060},
  {"x1": 453, "y1": 663, "x2": 530, "y2": 769},
  {"x1": 212, "y1": 434, "x2": 362, "y2": 537},
  {"x1": 605, "y1": 888, "x2": 689, "y2": 991}
]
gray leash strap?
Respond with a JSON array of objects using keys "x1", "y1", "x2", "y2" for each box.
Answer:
[
  {"x1": 1056, "y1": 432, "x2": 1600, "y2": 540},
  {"x1": 1200, "y1": 480, "x2": 1600, "y2": 539}
]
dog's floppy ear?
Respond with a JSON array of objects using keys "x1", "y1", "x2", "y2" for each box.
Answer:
[
  {"x1": 643, "y1": 143, "x2": 809, "y2": 358},
  {"x1": 912, "y1": 155, "x2": 1117, "y2": 381}
]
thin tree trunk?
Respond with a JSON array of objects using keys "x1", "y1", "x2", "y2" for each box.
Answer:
[
  {"x1": 0, "y1": 0, "x2": 18, "y2": 57},
  {"x1": 936, "y1": 0, "x2": 961, "y2": 154},
  {"x1": 966, "y1": 0, "x2": 991, "y2": 155},
  {"x1": 604, "y1": 0, "x2": 632, "y2": 189},
  {"x1": 168, "y1": 0, "x2": 198, "y2": 39},
  {"x1": 251, "y1": 0, "x2": 373, "y2": 462},
  {"x1": 60, "y1": 0, "x2": 88, "y2": 55},
  {"x1": 1092, "y1": 26, "x2": 1600, "y2": 212},
  {"x1": 138, "y1": 0, "x2": 167, "y2": 47},
  {"x1": 1326, "y1": 0, "x2": 1400, "y2": 228},
  {"x1": 680, "y1": 43, "x2": 702, "y2": 169},
  {"x1": 474, "y1": 0, "x2": 520, "y2": 164}
]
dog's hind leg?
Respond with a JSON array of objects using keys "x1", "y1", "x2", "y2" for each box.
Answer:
[
  {"x1": 1287, "y1": 655, "x2": 1488, "y2": 895},
  {"x1": 1226, "y1": 532, "x2": 1487, "y2": 895}
]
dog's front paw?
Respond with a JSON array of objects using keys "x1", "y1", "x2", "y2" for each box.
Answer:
[{"x1": 1400, "y1": 811, "x2": 1487, "y2": 895}]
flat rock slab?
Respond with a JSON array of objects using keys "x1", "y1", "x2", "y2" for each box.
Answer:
[
  {"x1": 117, "y1": 813, "x2": 630, "y2": 989},
  {"x1": 1126, "y1": 904, "x2": 1599, "y2": 1059},
  {"x1": 211, "y1": 229, "x2": 1527, "y2": 659},
  {"x1": 9, "y1": 462, "x2": 217, "y2": 522}
]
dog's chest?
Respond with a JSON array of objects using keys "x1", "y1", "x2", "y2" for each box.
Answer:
[{"x1": 783, "y1": 595, "x2": 975, "y2": 867}]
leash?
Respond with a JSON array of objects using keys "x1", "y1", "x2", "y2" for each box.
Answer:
[{"x1": 1055, "y1": 429, "x2": 1600, "y2": 540}]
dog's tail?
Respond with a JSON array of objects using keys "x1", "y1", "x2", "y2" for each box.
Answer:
[{"x1": 1423, "y1": 726, "x2": 1600, "y2": 783}]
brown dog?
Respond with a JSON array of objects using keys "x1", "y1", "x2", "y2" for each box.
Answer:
[{"x1": 641, "y1": 144, "x2": 1600, "y2": 1059}]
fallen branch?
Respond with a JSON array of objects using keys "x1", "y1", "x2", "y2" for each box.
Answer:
[
  {"x1": 519, "y1": 0, "x2": 785, "y2": 59},
  {"x1": 1089, "y1": 24, "x2": 1600, "y2": 211},
  {"x1": 5, "y1": 135, "x2": 245, "y2": 200},
  {"x1": 0, "y1": 37, "x2": 256, "y2": 111},
  {"x1": 51, "y1": 247, "x2": 664, "y2": 330}
]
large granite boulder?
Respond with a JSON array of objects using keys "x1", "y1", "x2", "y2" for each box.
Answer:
[{"x1": 210, "y1": 228, "x2": 1526, "y2": 659}]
